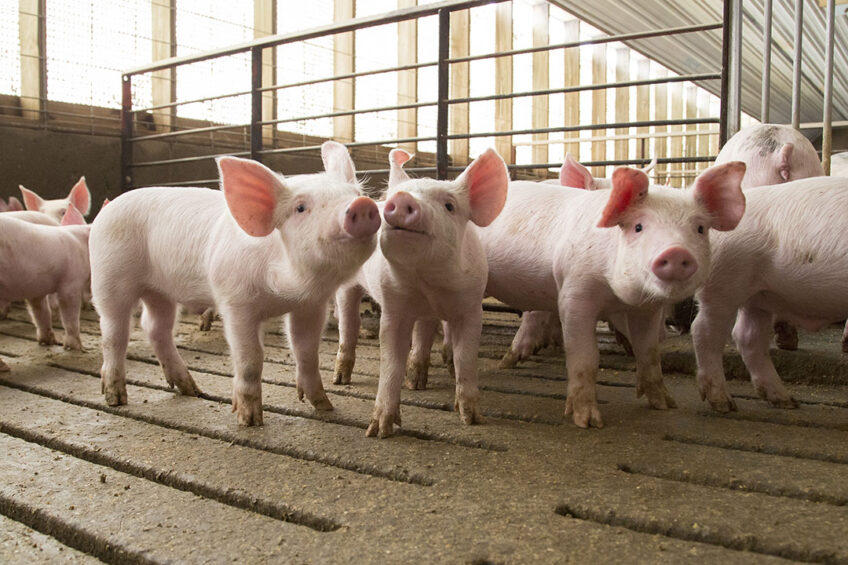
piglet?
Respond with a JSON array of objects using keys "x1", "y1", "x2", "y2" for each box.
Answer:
[
  {"x1": 479, "y1": 163, "x2": 746, "y2": 427},
  {"x1": 693, "y1": 176, "x2": 848, "y2": 411},
  {"x1": 334, "y1": 148, "x2": 508, "y2": 437},
  {"x1": 89, "y1": 142, "x2": 380, "y2": 425},
  {"x1": 20, "y1": 177, "x2": 91, "y2": 224},
  {"x1": 0, "y1": 204, "x2": 91, "y2": 370}
]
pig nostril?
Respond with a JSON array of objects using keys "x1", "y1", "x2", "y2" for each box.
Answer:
[{"x1": 407, "y1": 205, "x2": 413, "y2": 214}]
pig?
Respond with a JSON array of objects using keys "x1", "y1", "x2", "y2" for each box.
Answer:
[
  {"x1": 0, "y1": 211, "x2": 60, "y2": 321},
  {"x1": 692, "y1": 176, "x2": 848, "y2": 411},
  {"x1": 714, "y1": 124, "x2": 826, "y2": 351},
  {"x1": 333, "y1": 148, "x2": 508, "y2": 437},
  {"x1": 89, "y1": 142, "x2": 380, "y2": 425},
  {"x1": 0, "y1": 197, "x2": 24, "y2": 213},
  {"x1": 831, "y1": 152, "x2": 848, "y2": 178},
  {"x1": 0, "y1": 204, "x2": 91, "y2": 370},
  {"x1": 20, "y1": 177, "x2": 91, "y2": 223},
  {"x1": 478, "y1": 163, "x2": 746, "y2": 427}
]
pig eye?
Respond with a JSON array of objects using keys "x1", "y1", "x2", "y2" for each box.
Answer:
[
  {"x1": 697, "y1": 225, "x2": 705, "y2": 234},
  {"x1": 295, "y1": 204, "x2": 306, "y2": 213},
  {"x1": 445, "y1": 202, "x2": 454, "y2": 212},
  {"x1": 634, "y1": 223, "x2": 643, "y2": 233}
]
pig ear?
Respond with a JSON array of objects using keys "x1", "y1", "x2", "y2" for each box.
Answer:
[
  {"x1": 19, "y1": 185, "x2": 44, "y2": 211},
  {"x1": 67, "y1": 176, "x2": 91, "y2": 216},
  {"x1": 321, "y1": 141, "x2": 356, "y2": 184},
  {"x1": 559, "y1": 153, "x2": 597, "y2": 190},
  {"x1": 597, "y1": 167, "x2": 650, "y2": 228},
  {"x1": 0, "y1": 199, "x2": 7, "y2": 213},
  {"x1": 692, "y1": 161, "x2": 746, "y2": 231},
  {"x1": 778, "y1": 143, "x2": 793, "y2": 182},
  {"x1": 60, "y1": 204, "x2": 86, "y2": 226},
  {"x1": 217, "y1": 156, "x2": 286, "y2": 237},
  {"x1": 457, "y1": 148, "x2": 509, "y2": 227},
  {"x1": 388, "y1": 149, "x2": 413, "y2": 189},
  {"x1": 7, "y1": 197, "x2": 23, "y2": 212}
]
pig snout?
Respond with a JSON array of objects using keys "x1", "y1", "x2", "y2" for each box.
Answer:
[
  {"x1": 343, "y1": 196, "x2": 380, "y2": 238},
  {"x1": 651, "y1": 247, "x2": 698, "y2": 282},
  {"x1": 383, "y1": 191, "x2": 422, "y2": 231}
]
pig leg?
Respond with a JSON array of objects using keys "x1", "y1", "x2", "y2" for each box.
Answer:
[
  {"x1": 0, "y1": 300, "x2": 9, "y2": 320},
  {"x1": 288, "y1": 305, "x2": 334, "y2": 412},
  {"x1": 140, "y1": 293, "x2": 200, "y2": 399},
  {"x1": 199, "y1": 307, "x2": 215, "y2": 331},
  {"x1": 25, "y1": 296, "x2": 59, "y2": 346},
  {"x1": 367, "y1": 311, "x2": 414, "y2": 438},
  {"x1": 0, "y1": 357, "x2": 8, "y2": 372},
  {"x1": 843, "y1": 321, "x2": 848, "y2": 354},
  {"x1": 773, "y1": 319, "x2": 799, "y2": 351},
  {"x1": 447, "y1": 308, "x2": 485, "y2": 425},
  {"x1": 626, "y1": 308, "x2": 677, "y2": 410},
  {"x1": 56, "y1": 290, "x2": 84, "y2": 351},
  {"x1": 441, "y1": 321, "x2": 454, "y2": 377},
  {"x1": 560, "y1": 297, "x2": 603, "y2": 428},
  {"x1": 333, "y1": 285, "x2": 364, "y2": 385},
  {"x1": 406, "y1": 318, "x2": 438, "y2": 390},
  {"x1": 99, "y1": 299, "x2": 135, "y2": 406},
  {"x1": 691, "y1": 301, "x2": 738, "y2": 412},
  {"x1": 222, "y1": 307, "x2": 267, "y2": 426},
  {"x1": 733, "y1": 305, "x2": 798, "y2": 408},
  {"x1": 501, "y1": 311, "x2": 552, "y2": 369}
]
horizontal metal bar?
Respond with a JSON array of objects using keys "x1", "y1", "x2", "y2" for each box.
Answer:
[
  {"x1": 446, "y1": 118, "x2": 720, "y2": 141},
  {"x1": 356, "y1": 166, "x2": 438, "y2": 175},
  {"x1": 256, "y1": 135, "x2": 438, "y2": 156},
  {"x1": 129, "y1": 122, "x2": 250, "y2": 143},
  {"x1": 449, "y1": 73, "x2": 721, "y2": 106},
  {"x1": 264, "y1": 100, "x2": 436, "y2": 127},
  {"x1": 124, "y1": 0, "x2": 505, "y2": 76},
  {"x1": 130, "y1": 150, "x2": 251, "y2": 168},
  {"x1": 448, "y1": 21, "x2": 723, "y2": 65},
  {"x1": 133, "y1": 89, "x2": 251, "y2": 114},
  {"x1": 502, "y1": 156, "x2": 717, "y2": 171},
  {"x1": 260, "y1": 60, "x2": 438, "y2": 95}
]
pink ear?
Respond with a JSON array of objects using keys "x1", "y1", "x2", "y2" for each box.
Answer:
[
  {"x1": 217, "y1": 156, "x2": 283, "y2": 237},
  {"x1": 560, "y1": 153, "x2": 597, "y2": 190},
  {"x1": 693, "y1": 161, "x2": 746, "y2": 231},
  {"x1": 68, "y1": 176, "x2": 91, "y2": 216},
  {"x1": 0, "y1": 199, "x2": 7, "y2": 213},
  {"x1": 321, "y1": 141, "x2": 356, "y2": 184},
  {"x1": 388, "y1": 149, "x2": 412, "y2": 188},
  {"x1": 459, "y1": 148, "x2": 508, "y2": 227},
  {"x1": 61, "y1": 203, "x2": 86, "y2": 226},
  {"x1": 7, "y1": 197, "x2": 23, "y2": 212},
  {"x1": 778, "y1": 143, "x2": 793, "y2": 182},
  {"x1": 19, "y1": 185, "x2": 44, "y2": 212},
  {"x1": 597, "y1": 167, "x2": 650, "y2": 228}
]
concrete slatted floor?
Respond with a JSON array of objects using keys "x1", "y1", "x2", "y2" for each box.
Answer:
[{"x1": 1, "y1": 304, "x2": 847, "y2": 564}]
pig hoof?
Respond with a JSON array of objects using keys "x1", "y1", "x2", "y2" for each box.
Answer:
[
  {"x1": 333, "y1": 357, "x2": 354, "y2": 385},
  {"x1": 232, "y1": 396, "x2": 264, "y2": 426},
  {"x1": 639, "y1": 383, "x2": 678, "y2": 410},
  {"x1": 404, "y1": 362, "x2": 429, "y2": 390},
  {"x1": 499, "y1": 349, "x2": 521, "y2": 369},
  {"x1": 165, "y1": 369, "x2": 200, "y2": 397},
  {"x1": 0, "y1": 359, "x2": 10, "y2": 372},
  {"x1": 365, "y1": 408, "x2": 401, "y2": 438},
  {"x1": 707, "y1": 394, "x2": 738, "y2": 413},
  {"x1": 773, "y1": 320, "x2": 798, "y2": 351},
  {"x1": 767, "y1": 396, "x2": 799, "y2": 409},
  {"x1": 198, "y1": 308, "x2": 215, "y2": 331},
  {"x1": 38, "y1": 332, "x2": 60, "y2": 346},
  {"x1": 455, "y1": 398, "x2": 485, "y2": 425},
  {"x1": 565, "y1": 398, "x2": 604, "y2": 429},
  {"x1": 103, "y1": 386, "x2": 128, "y2": 406},
  {"x1": 309, "y1": 391, "x2": 334, "y2": 411}
]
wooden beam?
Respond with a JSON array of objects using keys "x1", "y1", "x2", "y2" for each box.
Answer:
[
  {"x1": 450, "y1": 8, "x2": 470, "y2": 165},
  {"x1": 397, "y1": 0, "x2": 418, "y2": 153},
  {"x1": 151, "y1": 0, "x2": 175, "y2": 131},
  {"x1": 334, "y1": 0, "x2": 355, "y2": 143},
  {"x1": 591, "y1": 43, "x2": 607, "y2": 178},
  {"x1": 532, "y1": 0, "x2": 549, "y2": 171},
  {"x1": 654, "y1": 68, "x2": 668, "y2": 184},
  {"x1": 563, "y1": 19, "x2": 580, "y2": 161},
  {"x1": 670, "y1": 82, "x2": 684, "y2": 187},
  {"x1": 635, "y1": 59, "x2": 650, "y2": 160},
  {"x1": 19, "y1": 0, "x2": 46, "y2": 121},
  {"x1": 684, "y1": 84, "x2": 697, "y2": 185},
  {"x1": 614, "y1": 48, "x2": 630, "y2": 164},
  {"x1": 254, "y1": 0, "x2": 276, "y2": 145},
  {"x1": 494, "y1": 2, "x2": 513, "y2": 165}
]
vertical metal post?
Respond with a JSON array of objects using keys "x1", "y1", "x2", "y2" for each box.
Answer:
[
  {"x1": 791, "y1": 0, "x2": 803, "y2": 130},
  {"x1": 760, "y1": 0, "x2": 772, "y2": 123},
  {"x1": 250, "y1": 45, "x2": 263, "y2": 162},
  {"x1": 120, "y1": 74, "x2": 133, "y2": 192},
  {"x1": 719, "y1": 0, "x2": 732, "y2": 148},
  {"x1": 822, "y1": 0, "x2": 835, "y2": 174},
  {"x1": 726, "y1": 0, "x2": 742, "y2": 139},
  {"x1": 436, "y1": 8, "x2": 450, "y2": 180}
]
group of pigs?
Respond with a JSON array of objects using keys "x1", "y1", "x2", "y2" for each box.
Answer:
[{"x1": 2, "y1": 123, "x2": 847, "y2": 438}]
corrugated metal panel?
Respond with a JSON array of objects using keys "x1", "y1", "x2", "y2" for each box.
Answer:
[{"x1": 550, "y1": 0, "x2": 848, "y2": 125}]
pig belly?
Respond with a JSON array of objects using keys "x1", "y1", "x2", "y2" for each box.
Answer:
[
  {"x1": 485, "y1": 264, "x2": 559, "y2": 312},
  {"x1": 0, "y1": 256, "x2": 61, "y2": 301}
]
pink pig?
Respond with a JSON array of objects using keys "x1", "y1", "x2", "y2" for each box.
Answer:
[
  {"x1": 693, "y1": 177, "x2": 848, "y2": 411},
  {"x1": 334, "y1": 148, "x2": 508, "y2": 437},
  {"x1": 478, "y1": 163, "x2": 746, "y2": 428},
  {"x1": 89, "y1": 142, "x2": 380, "y2": 425},
  {"x1": 0, "y1": 204, "x2": 91, "y2": 370},
  {"x1": 20, "y1": 177, "x2": 91, "y2": 223}
]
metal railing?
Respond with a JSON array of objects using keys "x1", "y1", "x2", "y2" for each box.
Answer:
[{"x1": 119, "y1": 0, "x2": 732, "y2": 191}]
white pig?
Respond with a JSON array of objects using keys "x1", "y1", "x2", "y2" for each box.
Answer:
[
  {"x1": 479, "y1": 163, "x2": 746, "y2": 428},
  {"x1": 20, "y1": 177, "x2": 91, "y2": 223},
  {"x1": 0, "y1": 197, "x2": 24, "y2": 213},
  {"x1": 0, "y1": 204, "x2": 91, "y2": 370},
  {"x1": 831, "y1": 152, "x2": 848, "y2": 178},
  {"x1": 693, "y1": 177, "x2": 848, "y2": 411},
  {"x1": 89, "y1": 142, "x2": 380, "y2": 426},
  {"x1": 334, "y1": 148, "x2": 508, "y2": 437}
]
